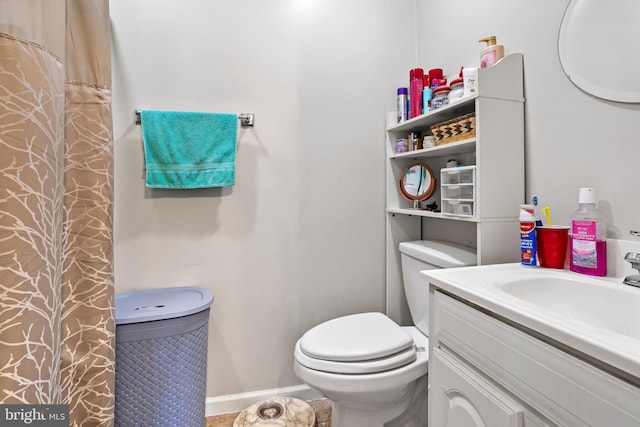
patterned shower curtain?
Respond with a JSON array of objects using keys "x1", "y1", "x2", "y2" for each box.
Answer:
[{"x1": 0, "y1": 1, "x2": 114, "y2": 425}]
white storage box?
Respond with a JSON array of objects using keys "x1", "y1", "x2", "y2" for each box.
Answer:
[
  {"x1": 441, "y1": 166, "x2": 476, "y2": 216},
  {"x1": 440, "y1": 165, "x2": 475, "y2": 185},
  {"x1": 441, "y1": 200, "x2": 475, "y2": 216},
  {"x1": 441, "y1": 184, "x2": 474, "y2": 200}
]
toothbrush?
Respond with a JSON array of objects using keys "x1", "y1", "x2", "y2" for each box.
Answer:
[
  {"x1": 531, "y1": 195, "x2": 543, "y2": 226},
  {"x1": 542, "y1": 206, "x2": 552, "y2": 227}
]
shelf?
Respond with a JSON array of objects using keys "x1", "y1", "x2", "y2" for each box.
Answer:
[
  {"x1": 386, "y1": 96, "x2": 476, "y2": 134},
  {"x1": 386, "y1": 53, "x2": 526, "y2": 138},
  {"x1": 389, "y1": 137, "x2": 476, "y2": 160},
  {"x1": 386, "y1": 208, "x2": 478, "y2": 222},
  {"x1": 386, "y1": 208, "x2": 519, "y2": 223},
  {"x1": 385, "y1": 53, "x2": 525, "y2": 325}
]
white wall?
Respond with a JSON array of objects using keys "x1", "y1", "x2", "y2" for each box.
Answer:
[
  {"x1": 417, "y1": 0, "x2": 640, "y2": 238},
  {"x1": 110, "y1": 0, "x2": 416, "y2": 398},
  {"x1": 112, "y1": 0, "x2": 640, "y2": 405}
]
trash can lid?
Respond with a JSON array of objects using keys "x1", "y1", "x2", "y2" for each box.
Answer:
[{"x1": 115, "y1": 287, "x2": 214, "y2": 325}]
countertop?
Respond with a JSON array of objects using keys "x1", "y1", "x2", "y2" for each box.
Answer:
[{"x1": 422, "y1": 262, "x2": 640, "y2": 382}]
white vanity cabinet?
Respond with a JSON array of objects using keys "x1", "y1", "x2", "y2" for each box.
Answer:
[
  {"x1": 385, "y1": 54, "x2": 525, "y2": 324},
  {"x1": 429, "y1": 289, "x2": 640, "y2": 426},
  {"x1": 430, "y1": 348, "x2": 538, "y2": 427}
]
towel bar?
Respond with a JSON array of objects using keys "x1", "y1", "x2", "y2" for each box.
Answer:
[{"x1": 134, "y1": 110, "x2": 254, "y2": 127}]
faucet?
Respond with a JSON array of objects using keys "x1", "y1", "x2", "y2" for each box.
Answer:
[{"x1": 623, "y1": 252, "x2": 640, "y2": 287}]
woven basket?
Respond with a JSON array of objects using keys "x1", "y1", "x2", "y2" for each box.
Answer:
[{"x1": 430, "y1": 113, "x2": 476, "y2": 146}]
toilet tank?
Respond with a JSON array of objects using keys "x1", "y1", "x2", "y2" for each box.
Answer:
[{"x1": 399, "y1": 240, "x2": 476, "y2": 335}]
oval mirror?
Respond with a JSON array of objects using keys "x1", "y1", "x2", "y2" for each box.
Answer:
[
  {"x1": 399, "y1": 162, "x2": 436, "y2": 207},
  {"x1": 559, "y1": 0, "x2": 640, "y2": 103}
]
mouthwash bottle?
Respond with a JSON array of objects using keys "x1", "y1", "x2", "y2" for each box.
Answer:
[{"x1": 569, "y1": 188, "x2": 607, "y2": 276}]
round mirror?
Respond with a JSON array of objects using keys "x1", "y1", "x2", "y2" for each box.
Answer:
[
  {"x1": 399, "y1": 162, "x2": 436, "y2": 206},
  {"x1": 559, "y1": 0, "x2": 640, "y2": 103}
]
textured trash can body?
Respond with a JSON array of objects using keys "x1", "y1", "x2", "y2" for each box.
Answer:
[{"x1": 115, "y1": 287, "x2": 214, "y2": 427}]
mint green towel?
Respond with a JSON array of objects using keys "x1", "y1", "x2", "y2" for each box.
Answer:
[{"x1": 141, "y1": 110, "x2": 238, "y2": 188}]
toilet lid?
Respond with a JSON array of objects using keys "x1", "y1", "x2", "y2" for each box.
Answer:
[
  {"x1": 297, "y1": 313, "x2": 416, "y2": 374},
  {"x1": 295, "y1": 339, "x2": 416, "y2": 374}
]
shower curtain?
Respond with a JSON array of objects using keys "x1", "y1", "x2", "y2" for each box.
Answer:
[{"x1": 0, "y1": 1, "x2": 114, "y2": 425}]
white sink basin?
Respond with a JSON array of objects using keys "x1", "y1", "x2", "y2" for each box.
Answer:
[
  {"x1": 501, "y1": 276, "x2": 640, "y2": 340},
  {"x1": 422, "y1": 261, "x2": 640, "y2": 379}
]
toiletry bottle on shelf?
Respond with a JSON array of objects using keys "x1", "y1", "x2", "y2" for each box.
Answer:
[
  {"x1": 462, "y1": 67, "x2": 478, "y2": 97},
  {"x1": 397, "y1": 87, "x2": 408, "y2": 123},
  {"x1": 428, "y1": 68, "x2": 445, "y2": 87},
  {"x1": 520, "y1": 204, "x2": 537, "y2": 266},
  {"x1": 409, "y1": 68, "x2": 424, "y2": 119},
  {"x1": 569, "y1": 187, "x2": 607, "y2": 276},
  {"x1": 479, "y1": 36, "x2": 504, "y2": 68},
  {"x1": 423, "y1": 87, "x2": 433, "y2": 113}
]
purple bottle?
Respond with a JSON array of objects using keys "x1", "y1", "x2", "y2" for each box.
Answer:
[{"x1": 397, "y1": 87, "x2": 408, "y2": 123}]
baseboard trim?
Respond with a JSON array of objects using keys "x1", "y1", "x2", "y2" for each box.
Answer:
[{"x1": 206, "y1": 384, "x2": 324, "y2": 416}]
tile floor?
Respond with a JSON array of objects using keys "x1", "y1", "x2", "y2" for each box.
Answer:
[{"x1": 206, "y1": 399, "x2": 332, "y2": 427}]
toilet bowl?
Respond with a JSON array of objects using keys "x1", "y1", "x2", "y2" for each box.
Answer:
[
  {"x1": 294, "y1": 240, "x2": 476, "y2": 427},
  {"x1": 294, "y1": 321, "x2": 428, "y2": 426}
]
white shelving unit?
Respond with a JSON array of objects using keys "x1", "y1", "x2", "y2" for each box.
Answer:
[{"x1": 386, "y1": 53, "x2": 525, "y2": 325}]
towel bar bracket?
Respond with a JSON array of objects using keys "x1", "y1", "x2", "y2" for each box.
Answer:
[
  {"x1": 238, "y1": 113, "x2": 254, "y2": 127},
  {"x1": 134, "y1": 110, "x2": 254, "y2": 127}
]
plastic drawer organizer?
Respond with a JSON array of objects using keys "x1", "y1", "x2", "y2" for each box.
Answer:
[
  {"x1": 440, "y1": 165, "x2": 476, "y2": 216},
  {"x1": 115, "y1": 287, "x2": 214, "y2": 427}
]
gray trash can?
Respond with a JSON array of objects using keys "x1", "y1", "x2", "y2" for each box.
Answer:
[{"x1": 115, "y1": 287, "x2": 214, "y2": 427}]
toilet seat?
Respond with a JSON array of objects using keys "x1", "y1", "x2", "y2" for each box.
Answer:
[{"x1": 295, "y1": 313, "x2": 417, "y2": 374}]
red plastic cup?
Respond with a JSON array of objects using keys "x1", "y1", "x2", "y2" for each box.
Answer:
[{"x1": 536, "y1": 226, "x2": 569, "y2": 269}]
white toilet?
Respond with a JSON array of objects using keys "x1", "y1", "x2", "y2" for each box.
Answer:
[{"x1": 294, "y1": 240, "x2": 476, "y2": 427}]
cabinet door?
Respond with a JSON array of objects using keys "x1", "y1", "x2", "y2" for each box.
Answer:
[{"x1": 430, "y1": 348, "x2": 525, "y2": 427}]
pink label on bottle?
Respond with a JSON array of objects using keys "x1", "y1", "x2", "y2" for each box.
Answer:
[
  {"x1": 481, "y1": 51, "x2": 497, "y2": 68},
  {"x1": 572, "y1": 238, "x2": 596, "y2": 257},
  {"x1": 572, "y1": 220, "x2": 596, "y2": 241},
  {"x1": 570, "y1": 220, "x2": 606, "y2": 275}
]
